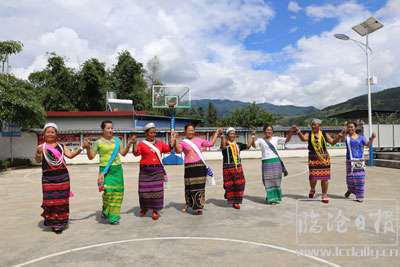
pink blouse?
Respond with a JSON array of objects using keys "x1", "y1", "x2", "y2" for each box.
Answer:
[{"x1": 179, "y1": 138, "x2": 214, "y2": 164}]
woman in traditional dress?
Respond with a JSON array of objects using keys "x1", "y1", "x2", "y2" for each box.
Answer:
[
  {"x1": 133, "y1": 123, "x2": 176, "y2": 220},
  {"x1": 84, "y1": 120, "x2": 134, "y2": 225},
  {"x1": 35, "y1": 123, "x2": 83, "y2": 234},
  {"x1": 295, "y1": 119, "x2": 342, "y2": 204},
  {"x1": 220, "y1": 127, "x2": 255, "y2": 209},
  {"x1": 340, "y1": 121, "x2": 376, "y2": 202},
  {"x1": 175, "y1": 123, "x2": 222, "y2": 215},
  {"x1": 252, "y1": 124, "x2": 295, "y2": 205}
]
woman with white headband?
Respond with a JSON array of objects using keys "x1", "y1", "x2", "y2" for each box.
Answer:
[
  {"x1": 294, "y1": 119, "x2": 342, "y2": 204},
  {"x1": 84, "y1": 120, "x2": 134, "y2": 225},
  {"x1": 252, "y1": 124, "x2": 296, "y2": 205},
  {"x1": 220, "y1": 127, "x2": 255, "y2": 209},
  {"x1": 35, "y1": 123, "x2": 83, "y2": 234},
  {"x1": 133, "y1": 122, "x2": 176, "y2": 220}
]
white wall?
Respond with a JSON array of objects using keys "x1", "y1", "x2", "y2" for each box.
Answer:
[
  {"x1": 0, "y1": 131, "x2": 349, "y2": 164},
  {"x1": 49, "y1": 117, "x2": 133, "y2": 131},
  {"x1": 364, "y1": 124, "x2": 400, "y2": 148},
  {"x1": 0, "y1": 132, "x2": 37, "y2": 161}
]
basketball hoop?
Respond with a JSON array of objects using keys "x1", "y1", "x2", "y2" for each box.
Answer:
[
  {"x1": 151, "y1": 85, "x2": 191, "y2": 165},
  {"x1": 152, "y1": 85, "x2": 191, "y2": 109},
  {"x1": 166, "y1": 96, "x2": 178, "y2": 109}
]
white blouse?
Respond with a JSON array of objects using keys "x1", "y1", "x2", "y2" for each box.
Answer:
[{"x1": 255, "y1": 136, "x2": 286, "y2": 160}]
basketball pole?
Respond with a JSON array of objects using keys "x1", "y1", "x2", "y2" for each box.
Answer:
[{"x1": 163, "y1": 105, "x2": 184, "y2": 165}]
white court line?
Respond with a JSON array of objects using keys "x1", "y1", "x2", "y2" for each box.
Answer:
[
  {"x1": 164, "y1": 167, "x2": 309, "y2": 192},
  {"x1": 13, "y1": 236, "x2": 342, "y2": 267}
]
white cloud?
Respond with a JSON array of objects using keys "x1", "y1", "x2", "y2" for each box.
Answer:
[
  {"x1": 289, "y1": 26, "x2": 298, "y2": 33},
  {"x1": 2, "y1": 0, "x2": 400, "y2": 109},
  {"x1": 305, "y1": 1, "x2": 367, "y2": 20},
  {"x1": 288, "y1": 1, "x2": 302, "y2": 13}
]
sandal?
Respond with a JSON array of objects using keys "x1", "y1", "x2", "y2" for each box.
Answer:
[
  {"x1": 53, "y1": 229, "x2": 63, "y2": 234},
  {"x1": 344, "y1": 191, "x2": 351, "y2": 198},
  {"x1": 195, "y1": 210, "x2": 203, "y2": 215},
  {"x1": 139, "y1": 209, "x2": 147, "y2": 217},
  {"x1": 308, "y1": 189, "x2": 316, "y2": 199},
  {"x1": 322, "y1": 194, "x2": 329, "y2": 204},
  {"x1": 151, "y1": 211, "x2": 159, "y2": 220},
  {"x1": 232, "y1": 204, "x2": 240, "y2": 209}
]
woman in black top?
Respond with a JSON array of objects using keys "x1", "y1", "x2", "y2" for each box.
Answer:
[{"x1": 220, "y1": 127, "x2": 255, "y2": 209}]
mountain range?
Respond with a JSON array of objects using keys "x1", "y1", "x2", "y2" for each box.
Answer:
[
  {"x1": 191, "y1": 86, "x2": 400, "y2": 117},
  {"x1": 191, "y1": 99, "x2": 319, "y2": 117}
]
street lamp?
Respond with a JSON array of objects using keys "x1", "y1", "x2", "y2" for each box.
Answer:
[{"x1": 334, "y1": 17, "x2": 384, "y2": 166}]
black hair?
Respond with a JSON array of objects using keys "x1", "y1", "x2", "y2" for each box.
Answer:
[
  {"x1": 346, "y1": 121, "x2": 357, "y2": 128},
  {"x1": 184, "y1": 122, "x2": 196, "y2": 131},
  {"x1": 263, "y1": 123, "x2": 274, "y2": 132},
  {"x1": 101, "y1": 120, "x2": 113, "y2": 130}
]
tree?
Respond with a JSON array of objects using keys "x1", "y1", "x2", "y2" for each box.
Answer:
[
  {"x1": 222, "y1": 102, "x2": 275, "y2": 128},
  {"x1": 110, "y1": 50, "x2": 151, "y2": 111},
  {"x1": 146, "y1": 55, "x2": 162, "y2": 87},
  {"x1": 0, "y1": 40, "x2": 23, "y2": 73},
  {"x1": 77, "y1": 58, "x2": 107, "y2": 111},
  {"x1": 0, "y1": 74, "x2": 45, "y2": 128},
  {"x1": 0, "y1": 73, "x2": 45, "y2": 165},
  {"x1": 206, "y1": 102, "x2": 218, "y2": 126},
  {"x1": 28, "y1": 53, "x2": 78, "y2": 111}
]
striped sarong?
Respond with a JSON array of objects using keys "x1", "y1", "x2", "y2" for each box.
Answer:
[
  {"x1": 138, "y1": 164, "x2": 165, "y2": 211},
  {"x1": 346, "y1": 160, "x2": 366, "y2": 200},
  {"x1": 184, "y1": 160, "x2": 207, "y2": 211},
  {"x1": 223, "y1": 163, "x2": 245, "y2": 204},
  {"x1": 262, "y1": 158, "x2": 282, "y2": 204},
  {"x1": 308, "y1": 151, "x2": 331, "y2": 181},
  {"x1": 41, "y1": 165, "x2": 70, "y2": 231},
  {"x1": 100, "y1": 164, "x2": 124, "y2": 223}
]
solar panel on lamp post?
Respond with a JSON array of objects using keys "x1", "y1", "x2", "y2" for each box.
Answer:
[{"x1": 334, "y1": 17, "x2": 384, "y2": 166}]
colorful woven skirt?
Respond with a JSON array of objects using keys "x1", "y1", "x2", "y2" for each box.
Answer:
[
  {"x1": 308, "y1": 151, "x2": 331, "y2": 181},
  {"x1": 346, "y1": 160, "x2": 366, "y2": 200},
  {"x1": 262, "y1": 158, "x2": 283, "y2": 204},
  {"x1": 100, "y1": 164, "x2": 124, "y2": 223},
  {"x1": 138, "y1": 164, "x2": 165, "y2": 211},
  {"x1": 41, "y1": 167, "x2": 70, "y2": 231},
  {"x1": 223, "y1": 163, "x2": 245, "y2": 204},
  {"x1": 184, "y1": 161, "x2": 207, "y2": 211}
]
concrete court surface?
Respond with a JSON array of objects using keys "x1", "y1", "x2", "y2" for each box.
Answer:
[{"x1": 1, "y1": 157, "x2": 399, "y2": 267}]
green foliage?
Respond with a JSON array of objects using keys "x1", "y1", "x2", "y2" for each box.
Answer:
[
  {"x1": 175, "y1": 107, "x2": 205, "y2": 122},
  {"x1": 77, "y1": 58, "x2": 107, "y2": 111},
  {"x1": 191, "y1": 99, "x2": 319, "y2": 117},
  {"x1": 0, "y1": 40, "x2": 23, "y2": 73},
  {"x1": 322, "y1": 87, "x2": 400, "y2": 114},
  {"x1": 375, "y1": 113, "x2": 400, "y2": 124},
  {"x1": 0, "y1": 74, "x2": 45, "y2": 128},
  {"x1": 0, "y1": 158, "x2": 32, "y2": 172},
  {"x1": 206, "y1": 102, "x2": 218, "y2": 126},
  {"x1": 29, "y1": 53, "x2": 78, "y2": 111},
  {"x1": 220, "y1": 102, "x2": 275, "y2": 128},
  {"x1": 27, "y1": 51, "x2": 153, "y2": 112},
  {"x1": 111, "y1": 50, "x2": 150, "y2": 111}
]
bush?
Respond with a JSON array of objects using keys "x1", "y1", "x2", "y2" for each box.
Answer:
[
  {"x1": 0, "y1": 160, "x2": 10, "y2": 171},
  {"x1": 0, "y1": 158, "x2": 32, "y2": 171}
]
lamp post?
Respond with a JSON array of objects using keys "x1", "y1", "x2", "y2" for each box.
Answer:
[{"x1": 334, "y1": 17, "x2": 384, "y2": 166}]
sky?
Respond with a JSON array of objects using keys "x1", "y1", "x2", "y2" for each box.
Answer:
[{"x1": 1, "y1": 0, "x2": 399, "y2": 108}]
